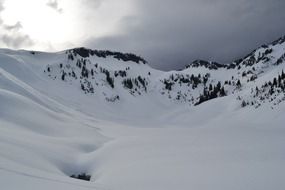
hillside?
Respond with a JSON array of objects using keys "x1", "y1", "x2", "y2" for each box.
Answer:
[{"x1": 0, "y1": 36, "x2": 285, "y2": 190}]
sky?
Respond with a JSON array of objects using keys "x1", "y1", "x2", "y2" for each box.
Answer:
[{"x1": 0, "y1": 0, "x2": 285, "y2": 70}]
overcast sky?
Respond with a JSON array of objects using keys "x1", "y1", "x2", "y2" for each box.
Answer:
[{"x1": 0, "y1": 0, "x2": 285, "y2": 70}]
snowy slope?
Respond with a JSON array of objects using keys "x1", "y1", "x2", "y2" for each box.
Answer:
[{"x1": 0, "y1": 36, "x2": 285, "y2": 190}]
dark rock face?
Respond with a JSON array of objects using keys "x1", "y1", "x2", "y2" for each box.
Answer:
[
  {"x1": 186, "y1": 60, "x2": 227, "y2": 70},
  {"x1": 69, "y1": 47, "x2": 147, "y2": 64}
]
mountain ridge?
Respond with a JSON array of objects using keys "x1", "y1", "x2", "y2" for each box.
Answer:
[
  {"x1": 0, "y1": 35, "x2": 285, "y2": 110},
  {"x1": 35, "y1": 35, "x2": 284, "y2": 108}
]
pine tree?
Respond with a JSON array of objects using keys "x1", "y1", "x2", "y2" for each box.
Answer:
[
  {"x1": 105, "y1": 72, "x2": 114, "y2": 88},
  {"x1": 236, "y1": 80, "x2": 241, "y2": 87},
  {"x1": 241, "y1": 100, "x2": 247, "y2": 107},
  {"x1": 273, "y1": 78, "x2": 277, "y2": 87},
  {"x1": 209, "y1": 84, "x2": 213, "y2": 91},
  {"x1": 216, "y1": 81, "x2": 221, "y2": 91},
  {"x1": 61, "y1": 72, "x2": 65, "y2": 81},
  {"x1": 123, "y1": 79, "x2": 133, "y2": 89},
  {"x1": 220, "y1": 87, "x2": 226, "y2": 96},
  {"x1": 282, "y1": 70, "x2": 285, "y2": 79},
  {"x1": 81, "y1": 84, "x2": 85, "y2": 91}
]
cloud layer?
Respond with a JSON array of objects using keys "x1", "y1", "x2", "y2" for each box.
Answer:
[
  {"x1": 0, "y1": 0, "x2": 285, "y2": 70},
  {"x1": 86, "y1": 0, "x2": 285, "y2": 70}
]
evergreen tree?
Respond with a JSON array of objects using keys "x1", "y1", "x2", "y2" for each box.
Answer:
[
  {"x1": 273, "y1": 78, "x2": 277, "y2": 87},
  {"x1": 61, "y1": 72, "x2": 65, "y2": 81},
  {"x1": 236, "y1": 80, "x2": 241, "y2": 87},
  {"x1": 220, "y1": 87, "x2": 226, "y2": 96},
  {"x1": 105, "y1": 71, "x2": 114, "y2": 88},
  {"x1": 282, "y1": 70, "x2": 285, "y2": 79},
  {"x1": 209, "y1": 84, "x2": 213, "y2": 91},
  {"x1": 81, "y1": 84, "x2": 85, "y2": 91}
]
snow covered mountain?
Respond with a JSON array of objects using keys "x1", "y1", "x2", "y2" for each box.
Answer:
[
  {"x1": 0, "y1": 36, "x2": 285, "y2": 190},
  {"x1": 44, "y1": 36, "x2": 285, "y2": 108}
]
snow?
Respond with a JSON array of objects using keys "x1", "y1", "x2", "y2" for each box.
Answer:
[{"x1": 0, "y1": 45, "x2": 285, "y2": 190}]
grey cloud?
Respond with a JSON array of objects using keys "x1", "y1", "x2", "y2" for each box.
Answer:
[
  {"x1": 4, "y1": 21, "x2": 22, "y2": 31},
  {"x1": 46, "y1": 0, "x2": 63, "y2": 13},
  {"x1": 1, "y1": 34, "x2": 34, "y2": 49},
  {"x1": 0, "y1": 21, "x2": 33, "y2": 49},
  {"x1": 86, "y1": 0, "x2": 285, "y2": 70}
]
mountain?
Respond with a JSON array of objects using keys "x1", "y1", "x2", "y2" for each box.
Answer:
[
  {"x1": 44, "y1": 36, "x2": 285, "y2": 108},
  {"x1": 0, "y1": 36, "x2": 285, "y2": 190}
]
